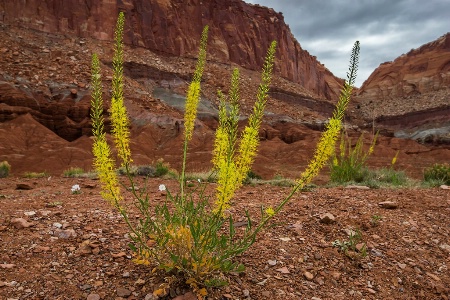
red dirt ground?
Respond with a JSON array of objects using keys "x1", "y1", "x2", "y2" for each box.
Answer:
[{"x1": 0, "y1": 176, "x2": 449, "y2": 300}]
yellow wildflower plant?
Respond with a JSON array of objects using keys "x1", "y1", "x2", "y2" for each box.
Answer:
[
  {"x1": 298, "y1": 41, "x2": 360, "y2": 190},
  {"x1": 212, "y1": 70, "x2": 241, "y2": 213},
  {"x1": 298, "y1": 39, "x2": 361, "y2": 189},
  {"x1": 91, "y1": 12, "x2": 363, "y2": 298},
  {"x1": 245, "y1": 41, "x2": 361, "y2": 238},
  {"x1": 330, "y1": 129, "x2": 378, "y2": 183}
]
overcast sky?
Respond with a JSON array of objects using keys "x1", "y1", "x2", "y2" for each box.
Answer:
[{"x1": 243, "y1": 0, "x2": 449, "y2": 87}]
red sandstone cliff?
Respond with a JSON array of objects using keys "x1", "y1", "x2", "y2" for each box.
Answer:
[
  {"x1": 356, "y1": 33, "x2": 450, "y2": 118},
  {"x1": 0, "y1": 0, "x2": 343, "y2": 100}
]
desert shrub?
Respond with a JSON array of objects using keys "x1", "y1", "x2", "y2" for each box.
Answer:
[
  {"x1": 247, "y1": 170, "x2": 261, "y2": 180},
  {"x1": 117, "y1": 165, "x2": 138, "y2": 176},
  {"x1": 423, "y1": 163, "x2": 450, "y2": 186},
  {"x1": 117, "y1": 162, "x2": 168, "y2": 178},
  {"x1": 329, "y1": 131, "x2": 378, "y2": 183},
  {"x1": 23, "y1": 171, "x2": 48, "y2": 178},
  {"x1": 91, "y1": 12, "x2": 359, "y2": 296},
  {"x1": 0, "y1": 161, "x2": 10, "y2": 178},
  {"x1": 136, "y1": 165, "x2": 155, "y2": 177},
  {"x1": 267, "y1": 174, "x2": 296, "y2": 187},
  {"x1": 243, "y1": 170, "x2": 262, "y2": 184},
  {"x1": 154, "y1": 159, "x2": 170, "y2": 177},
  {"x1": 329, "y1": 146, "x2": 411, "y2": 188},
  {"x1": 63, "y1": 167, "x2": 85, "y2": 177}
]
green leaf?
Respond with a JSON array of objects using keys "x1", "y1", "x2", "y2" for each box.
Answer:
[{"x1": 128, "y1": 243, "x2": 137, "y2": 252}]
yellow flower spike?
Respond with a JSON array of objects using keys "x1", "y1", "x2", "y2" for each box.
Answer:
[
  {"x1": 296, "y1": 41, "x2": 360, "y2": 190},
  {"x1": 110, "y1": 11, "x2": 132, "y2": 167},
  {"x1": 297, "y1": 118, "x2": 342, "y2": 188},
  {"x1": 183, "y1": 26, "x2": 209, "y2": 141},
  {"x1": 367, "y1": 131, "x2": 379, "y2": 156},
  {"x1": 184, "y1": 81, "x2": 201, "y2": 141},
  {"x1": 180, "y1": 25, "x2": 209, "y2": 197},
  {"x1": 212, "y1": 90, "x2": 233, "y2": 170},
  {"x1": 391, "y1": 150, "x2": 400, "y2": 166},
  {"x1": 212, "y1": 41, "x2": 277, "y2": 215},
  {"x1": 91, "y1": 54, "x2": 122, "y2": 208}
]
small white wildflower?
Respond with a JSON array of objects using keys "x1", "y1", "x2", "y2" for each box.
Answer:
[
  {"x1": 158, "y1": 184, "x2": 166, "y2": 191},
  {"x1": 197, "y1": 178, "x2": 201, "y2": 183},
  {"x1": 71, "y1": 184, "x2": 81, "y2": 194}
]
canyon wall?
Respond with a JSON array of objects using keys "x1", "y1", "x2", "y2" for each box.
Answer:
[{"x1": 0, "y1": 0, "x2": 343, "y2": 100}]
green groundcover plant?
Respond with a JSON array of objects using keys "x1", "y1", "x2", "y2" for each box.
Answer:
[
  {"x1": 423, "y1": 163, "x2": 450, "y2": 186},
  {"x1": 91, "y1": 12, "x2": 360, "y2": 297},
  {"x1": 63, "y1": 167, "x2": 85, "y2": 177},
  {"x1": 0, "y1": 161, "x2": 11, "y2": 178}
]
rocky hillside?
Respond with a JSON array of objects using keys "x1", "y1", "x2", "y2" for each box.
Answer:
[
  {"x1": 0, "y1": 0, "x2": 343, "y2": 101},
  {"x1": 357, "y1": 32, "x2": 450, "y2": 116},
  {"x1": 353, "y1": 33, "x2": 450, "y2": 141}
]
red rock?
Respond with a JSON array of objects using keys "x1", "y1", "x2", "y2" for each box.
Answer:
[
  {"x1": 0, "y1": 264, "x2": 15, "y2": 269},
  {"x1": 276, "y1": 266, "x2": 290, "y2": 274},
  {"x1": 319, "y1": 213, "x2": 336, "y2": 224},
  {"x1": 355, "y1": 33, "x2": 450, "y2": 142},
  {"x1": 11, "y1": 218, "x2": 33, "y2": 229},
  {"x1": 172, "y1": 292, "x2": 197, "y2": 300},
  {"x1": 0, "y1": 0, "x2": 343, "y2": 100},
  {"x1": 378, "y1": 201, "x2": 398, "y2": 209},
  {"x1": 359, "y1": 33, "x2": 450, "y2": 102},
  {"x1": 16, "y1": 183, "x2": 33, "y2": 190},
  {"x1": 303, "y1": 271, "x2": 314, "y2": 280}
]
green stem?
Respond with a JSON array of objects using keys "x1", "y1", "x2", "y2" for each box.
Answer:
[{"x1": 179, "y1": 138, "x2": 189, "y2": 212}]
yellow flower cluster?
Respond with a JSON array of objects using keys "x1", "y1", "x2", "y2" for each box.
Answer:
[
  {"x1": 92, "y1": 138, "x2": 123, "y2": 207},
  {"x1": 214, "y1": 159, "x2": 239, "y2": 213},
  {"x1": 211, "y1": 123, "x2": 228, "y2": 169},
  {"x1": 91, "y1": 12, "x2": 135, "y2": 209},
  {"x1": 391, "y1": 150, "x2": 399, "y2": 166},
  {"x1": 265, "y1": 206, "x2": 275, "y2": 217},
  {"x1": 183, "y1": 81, "x2": 201, "y2": 141},
  {"x1": 132, "y1": 248, "x2": 151, "y2": 266},
  {"x1": 235, "y1": 126, "x2": 260, "y2": 182}
]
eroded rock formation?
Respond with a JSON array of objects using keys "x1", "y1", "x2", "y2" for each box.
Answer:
[
  {"x1": 0, "y1": 0, "x2": 343, "y2": 100},
  {"x1": 354, "y1": 33, "x2": 450, "y2": 143},
  {"x1": 356, "y1": 33, "x2": 450, "y2": 118}
]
